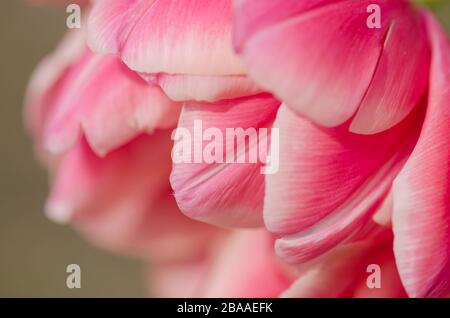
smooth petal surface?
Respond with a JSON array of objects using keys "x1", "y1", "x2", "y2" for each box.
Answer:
[
  {"x1": 25, "y1": 29, "x2": 85, "y2": 153},
  {"x1": 46, "y1": 132, "x2": 216, "y2": 260},
  {"x1": 170, "y1": 94, "x2": 280, "y2": 227},
  {"x1": 140, "y1": 73, "x2": 262, "y2": 102},
  {"x1": 233, "y1": 0, "x2": 344, "y2": 51},
  {"x1": 88, "y1": 0, "x2": 244, "y2": 75},
  {"x1": 201, "y1": 229, "x2": 294, "y2": 297},
  {"x1": 349, "y1": 12, "x2": 430, "y2": 134},
  {"x1": 372, "y1": 192, "x2": 393, "y2": 227},
  {"x1": 235, "y1": 0, "x2": 429, "y2": 133},
  {"x1": 281, "y1": 226, "x2": 402, "y2": 298},
  {"x1": 43, "y1": 48, "x2": 180, "y2": 156},
  {"x1": 392, "y1": 13, "x2": 450, "y2": 298},
  {"x1": 266, "y1": 105, "x2": 422, "y2": 264}
]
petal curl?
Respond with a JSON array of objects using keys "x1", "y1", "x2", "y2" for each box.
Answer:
[
  {"x1": 281, "y1": 226, "x2": 393, "y2": 297},
  {"x1": 88, "y1": 0, "x2": 244, "y2": 75},
  {"x1": 234, "y1": 0, "x2": 429, "y2": 133},
  {"x1": 170, "y1": 94, "x2": 280, "y2": 227},
  {"x1": 43, "y1": 49, "x2": 180, "y2": 156},
  {"x1": 266, "y1": 104, "x2": 422, "y2": 264},
  {"x1": 201, "y1": 230, "x2": 294, "y2": 297},
  {"x1": 392, "y1": 12, "x2": 450, "y2": 298},
  {"x1": 140, "y1": 73, "x2": 262, "y2": 102}
]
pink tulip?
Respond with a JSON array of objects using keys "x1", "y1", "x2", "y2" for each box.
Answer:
[
  {"x1": 25, "y1": 28, "x2": 220, "y2": 261},
  {"x1": 25, "y1": 29, "x2": 179, "y2": 159},
  {"x1": 148, "y1": 224, "x2": 406, "y2": 298},
  {"x1": 25, "y1": 0, "x2": 450, "y2": 298},
  {"x1": 234, "y1": 0, "x2": 430, "y2": 135},
  {"x1": 86, "y1": 0, "x2": 280, "y2": 227},
  {"x1": 147, "y1": 229, "x2": 295, "y2": 297},
  {"x1": 283, "y1": 225, "x2": 407, "y2": 298},
  {"x1": 87, "y1": 0, "x2": 261, "y2": 102},
  {"x1": 170, "y1": 94, "x2": 280, "y2": 227},
  {"x1": 46, "y1": 134, "x2": 221, "y2": 261},
  {"x1": 87, "y1": 0, "x2": 450, "y2": 297},
  {"x1": 231, "y1": 0, "x2": 450, "y2": 298}
]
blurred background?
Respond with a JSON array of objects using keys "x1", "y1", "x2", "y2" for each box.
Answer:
[
  {"x1": 0, "y1": 0, "x2": 449, "y2": 297},
  {"x1": 0, "y1": 0, "x2": 146, "y2": 297}
]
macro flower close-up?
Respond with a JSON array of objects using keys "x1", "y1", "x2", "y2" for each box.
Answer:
[{"x1": 1, "y1": 0, "x2": 450, "y2": 302}]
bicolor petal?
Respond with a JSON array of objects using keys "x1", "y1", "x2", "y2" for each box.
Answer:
[
  {"x1": 234, "y1": 0, "x2": 429, "y2": 134},
  {"x1": 88, "y1": 0, "x2": 244, "y2": 75},
  {"x1": 140, "y1": 73, "x2": 262, "y2": 102},
  {"x1": 24, "y1": 29, "x2": 85, "y2": 156},
  {"x1": 42, "y1": 48, "x2": 180, "y2": 156},
  {"x1": 392, "y1": 12, "x2": 450, "y2": 298},
  {"x1": 266, "y1": 104, "x2": 422, "y2": 264},
  {"x1": 170, "y1": 94, "x2": 280, "y2": 227},
  {"x1": 281, "y1": 226, "x2": 399, "y2": 298},
  {"x1": 46, "y1": 132, "x2": 216, "y2": 260},
  {"x1": 201, "y1": 229, "x2": 294, "y2": 297}
]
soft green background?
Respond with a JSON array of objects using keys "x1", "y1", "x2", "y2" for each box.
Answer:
[{"x1": 0, "y1": 0, "x2": 449, "y2": 297}]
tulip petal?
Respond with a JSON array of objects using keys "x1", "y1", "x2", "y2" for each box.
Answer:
[
  {"x1": 140, "y1": 73, "x2": 262, "y2": 102},
  {"x1": 281, "y1": 242, "x2": 370, "y2": 298},
  {"x1": 392, "y1": 13, "x2": 450, "y2": 298},
  {"x1": 266, "y1": 105, "x2": 421, "y2": 264},
  {"x1": 43, "y1": 50, "x2": 180, "y2": 156},
  {"x1": 201, "y1": 230, "x2": 294, "y2": 297},
  {"x1": 350, "y1": 12, "x2": 430, "y2": 134},
  {"x1": 25, "y1": 29, "x2": 85, "y2": 154},
  {"x1": 88, "y1": 0, "x2": 244, "y2": 75},
  {"x1": 233, "y1": 0, "x2": 344, "y2": 52},
  {"x1": 281, "y1": 226, "x2": 395, "y2": 298},
  {"x1": 235, "y1": 0, "x2": 428, "y2": 133},
  {"x1": 46, "y1": 133, "x2": 215, "y2": 260},
  {"x1": 372, "y1": 192, "x2": 393, "y2": 227},
  {"x1": 170, "y1": 94, "x2": 280, "y2": 227}
]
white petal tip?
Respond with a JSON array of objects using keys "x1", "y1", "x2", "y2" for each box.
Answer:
[{"x1": 45, "y1": 202, "x2": 74, "y2": 224}]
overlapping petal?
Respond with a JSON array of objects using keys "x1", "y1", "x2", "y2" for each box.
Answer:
[
  {"x1": 170, "y1": 94, "x2": 280, "y2": 227},
  {"x1": 201, "y1": 229, "x2": 294, "y2": 297},
  {"x1": 140, "y1": 73, "x2": 262, "y2": 102},
  {"x1": 280, "y1": 225, "x2": 401, "y2": 297},
  {"x1": 265, "y1": 104, "x2": 422, "y2": 264},
  {"x1": 392, "y1": 12, "x2": 450, "y2": 298},
  {"x1": 23, "y1": 0, "x2": 450, "y2": 299},
  {"x1": 26, "y1": 29, "x2": 181, "y2": 157},
  {"x1": 234, "y1": 0, "x2": 429, "y2": 134},
  {"x1": 46, "y1": 132, "x2": 216, "y2": 260},
  {"x1": 87, "y1": 0, "x2": 244, "y2": 75},
  {"x1": 25, "y1": 29, "x2": 85, "y2": 152},
  {"x1": 42, "y1": 48, "x2": 180, "y2": 156},
  {"x1": 147, "y1": 229, "x2": 294, "y2": 297},
  {"x1": 281, "y1": 243, "x2": 370, "y2": 297},
  {"x1": 45, "y1": 50, "x2": 179, "y2": 155}
]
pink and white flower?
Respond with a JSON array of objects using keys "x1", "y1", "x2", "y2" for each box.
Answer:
[
  {"x1": 25, "y1": 28, "x2": 220, "y2": 262},
  {"x1": 25, "y1": 0, "x2": 450, "y2": 298}
]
